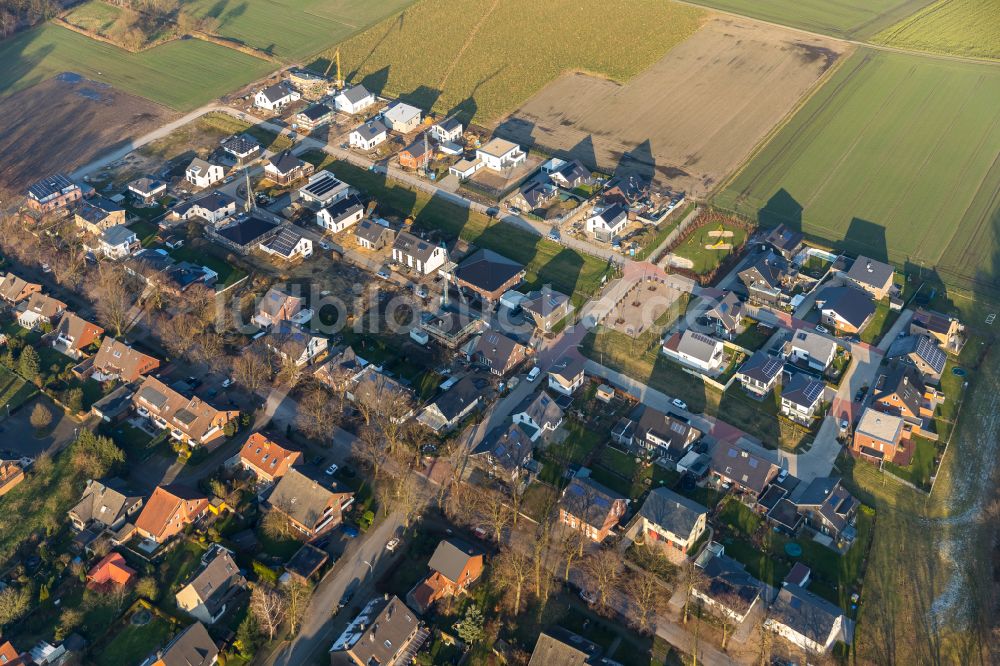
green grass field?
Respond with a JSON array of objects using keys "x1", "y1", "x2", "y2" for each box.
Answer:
[
  {"x1": 181, "y1": 0, "x2": 415, "y2": 61},
  {"x1": 715, "y1": 48, "x2": 1000, "y2": 296},
  {"x1": 321, "y1": 0, "x2": 705, "y2": 124},
  {"x1": 0, "y1": 23, "x2": 274, "y2": 110},
  {"x1": 62, "y1": 1, "x2": 123, "y2": 35},
  {"x1": 682, "y1": 0, "x2": 934, "y2": 39},
  {"x1": 873, "y1": 0, "x2": 1000, "y2": 60}
]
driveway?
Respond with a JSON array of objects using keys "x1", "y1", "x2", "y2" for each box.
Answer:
[{"x1": 0, "y1": 394, "x2": 84, "y2": 458}]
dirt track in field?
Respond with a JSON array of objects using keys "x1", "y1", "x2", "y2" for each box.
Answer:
[
  {"x1": 0, "y1": 73, "x2": 176, "y2": 193},
  {"x1": 495, "y1": 16, "x2": 848, "y2": 197}
]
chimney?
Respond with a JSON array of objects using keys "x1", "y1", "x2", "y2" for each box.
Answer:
[{"x1": 903, "y1": 376, "x2": 908, "y2": 385}]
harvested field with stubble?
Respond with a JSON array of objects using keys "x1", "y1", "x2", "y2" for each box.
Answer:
[
  {"x1": 495, "y1": 16, "x2": 848, "y2": 197},
  {"x1": 0, "y1": 74, "x2": 175, "y2": 192}
]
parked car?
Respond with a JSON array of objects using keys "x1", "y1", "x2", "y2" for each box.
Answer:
[
  {"x1": 854, "y1": 386, "x2": 868, "y2": 402},
  {"x1": 338, "y1": 590, "x2": 353, "y2": 610},
  {"x1": 671, "y1": 398, "x2": 688, "y2": 411},
  {"x1": 386, "y1": 538, "x2": 401, "y2": 552},
  {"x1": 526, "y1": 366, "x2": 541, "y2": 382},
  {"x1": 221, "y1": 378, "x2": 233, "y2": 388},
  {"x1": 342, "y1": 525, "x2": 359, "y2": 538},
  {"x1": 325, "y1": 463, "x2": 339, "y2": 476},
  {"x1": 319, "y1": 240, "x2": 332, "y2": 251},
  {"x1": 815, "y1": 324, "x2": 829, "y2": 334},
  {"x1": 839, "y1": 418, "x2": 850, "y2": 433}
]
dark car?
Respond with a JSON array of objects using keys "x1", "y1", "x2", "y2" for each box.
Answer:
[
  {"x1": 342, "y1": 525, "x2": 360, "y2": 538},
  {"x1": 338, "y1": 590, "x2": 353, "y2": 610},
  {"x1": 854, "y1": 386, "x2": 868, "y2": 402}
]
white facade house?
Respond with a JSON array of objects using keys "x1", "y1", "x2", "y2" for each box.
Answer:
[
  {"x1": 99, "y1": 225, "x2": 139, "y2": 260},
  {"x1": 448, "y1": 159, "x2": 483, "y2": 180},
  {"x1": 298, "y1": 171, "x2": 351, "y2": 207},
  {"x1": 349, "y1": 119, "x2": 388, "y2": 151},
  {"x1": 172, "y1": 193, "x2": 238, "y2": 226},
  {"x1": 765, "y1": 584, "x2": 845, "y2": 654},
  {"x1": 430, "y1": 117, "x2": 463, "y2": 143},
  {"x1": 392, "y1": 231, "x2": 448, "y2": 275},
  {"x1": 381, "y1": 102, "x2": 422, "y2": 133},
  {"x1": 185, "y1": 158, "x2": 225, "y2": 189},
  {"x1": 585, "y1": 203, "x2": 628, "y2": 241},
  {"x1": 254, "y1": 83, "x2": 300, "y2": 111},
  {"x1": 267, "y1": 322, "x2": 328, "y2": 367},
  {"x1": 476, "y1": 138, "x2": 526, "y2": 172},
  {"x1": 333, "y1": 84, "x2": 375, "y2": 115},
  {"x1": 786, "y1": 330, "x2": 838, "y2": 371},
  {"x1": 316, "y1": 196, "x2": 364, "y2": 233},
  {"x1": 259, "y1": 228, "x2": 313, "y2": 261},
  {"x1": 662, "y1": 330, "x2": 725, "y2": 374}
]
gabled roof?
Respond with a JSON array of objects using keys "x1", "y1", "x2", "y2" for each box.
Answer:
[
  {"x1": 352, "y1": 118, "x2": 388, "y2": 141},
  {"x1": 182, "y1": 549, "x2": 243, "y2": 614},
  {"x1": 635, "y1": 405, "x2": 700, "y2": 455},
  {"x1": 70, "y1": 478, "x2": 141, "y2": 526},
  {"x1": 517, "y1": 180, "x2": 556, "y2": 209},
  {"x1": 549, "y1": 354, "x2": 585, "y2": 382},
  {"x1": 340, "y1": 596, "x2": 419, "y2": 666},
  {"x1": 705, "y1": 291, "x2": 744, "y2": 330},
  {"x1": 514, "y1": 390, "x2": 563, "y2": 430},
  {"x1": 698, "y1": 553, "x2": 761, "y2": 615},
  {"x1": 259, "y1": 82, "x2": 295, "y2": 104},
  {"x1": 769, "y1": 583, "x2": 843, "y2": 645},
  {"x1": 28, "y1": 172, "x2": 77, "y2": 200},
  {"x1": 739, "y1": 253, "x2": 787, "y2": 291},
  {"x1": 393, "y1": 230, "x2": 441, "y2": 263},
  {"x1": 781, "y1": 372, "x2": 824, "y2": 409},
  {"x1": 382, "y1": 101, "x2": 422, "y2": 125},
  {"x1": 401, "y1": 133, "x2": 433, "y2": 159},
  {"x1": 355, "y1": 218, "x2": 393, "y2": 243},
  {"x1": 473, "y1": 423, "x2": 534, "y2": 472},
  {"x1": 790, "y1": 330, "x2": 837, "y2": 362},
  {"x1": 101, "y1": 224, "x2": 137, "y2": 247},
  {"x1": 337, "y1": 84, "x2": 372, "y2": 105},
  {"x1": 261, "y1": 227, "x2": 307, "y2": 258},
  {"x1": 298, "y1": 103, "x2": 331, "y2": 121},
  {"x1": 710, "y1": 444, "x2": 779, "y2": 494},
  {"x1": 676, "y1": 330, "x2": 722, "y2": 364},
  {"x1": 886, "y1": 335, "x2": 946, "y2": 375},
  {"x1": 133, "y1": 375, "x2": 233, "y2": 442},
  {"x1": 320, "y1": 194, "x2": 365, "y2": 224},
  {"x1": 872, "y1": 362, "x2": 926, "y2": 415},
  {"x1": 560, "y1": 475, "x2": 625, "y2": 530},
  {"x1": 795, "y1": 476, "x2": 856, "y2": 533},
  {"x1": 269, "y1": 468, "x2": 349, "y2": 529},
  {"x1": 846, "y1": 255, "x2": 893, "y2": 289},
  {"x1": 764, "y1": 224, "x2": 803, "y2": 254},
  {"x1": 522, "y1": 289, "x2": 570, "y2": 319},
  {"x1": 172, "y1": 191, "x2": 237, "y2": 217},
  {"x1": 472, "y1": 331, "x2": 527, "y2": 370},
  {"x1": 454, "y1": 248, "x2": 524, "y2": 294},
  {"x1": 222, "y1": 133, "x2": 261, "y2": 156},
  {"x1": 590, "y1": 203, "x2": 627, "y2": 227},
  {"x1": 552, "y1": 159, "x2": 590, "y2": 184},
  {"x1": 434, "y1": 116, "x2": 462, "y2": 133},
  {"x1": 240, "y1": 432, "x2": 301, "y2": 478},
  {"x1": 638, "y1": 487, "x2": 707, "y2": 537},
  {"x1": 154, "y1": 621, "x2": 218, "y2": 666},
  {"x1": 911, "y1": 308, "x2": 957, "y2": 335},
  {"x1": 737, "y1": 351, "x2": 783, "y2": 384},
  {"x1": 258, "y1": 287, "x2": 302, "y2": 320},
  {"x1": 0, "y1": 273, "x2": 40, "y2": 302},
  {"x1": 93, "y1": 337, "x2": 159, "y2": 380},
  {"x1": 816, "y1": 286, "x2": 876, "y2": 328},
  {"x1": 216, "y1": 215, "x2": 279, "y2": 247},
  {"x1": 265, "y1": 151, "x2": 307, "y2": 176},
  {"x1": 428, "y1": 538, "x2": 480, "y2": 583},
  {"x1": 53, "y1": 312, "x2": 104, "y2": 350},
  {"x1": 186, "y1": 157, "x2": 218, "y2": 175},
  {"x1": 20, "y1": 292, "x2": 66, "y2": 319},
  {"x1": 128, "y1": 176, "x2": 166, "y2": 195},
  {"x1": 527, "y1": 628, "x2": 601, "y2": 666},
  {"x1": 135, "y1": 485, "x2": 207, "y2": 539},
  {"x1": 76, "y1": 198, "x2": 123, "y2": 224},
  {"x1": 429, "y1": 376, "x2": 480, "y2": 421}
]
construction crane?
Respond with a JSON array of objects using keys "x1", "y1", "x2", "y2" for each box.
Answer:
[
  {"x1": 242, "y1": 168, "x2": 255, "y2": 213},
  {"x1": 324, "y1": 48, "x2": 343, "y2": 89}
]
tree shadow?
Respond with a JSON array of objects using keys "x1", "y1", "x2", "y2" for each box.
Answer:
[
  {"x1": 843, "y1": 217, "x2": 887, "y2": 264},
  {"x1": 758, "y1": 188, "x2": 803, "y2": 232}
]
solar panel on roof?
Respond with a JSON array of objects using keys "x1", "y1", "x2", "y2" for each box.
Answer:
[
  {"x1": 748, "y1": 458, "x2": 759, "y2": 468},
  {"x1": 669, "y1": 422, "x2": 686, "y2": 434},
  {"x1": 305, "y1": 174, "x2": 342, "y2": 196}
]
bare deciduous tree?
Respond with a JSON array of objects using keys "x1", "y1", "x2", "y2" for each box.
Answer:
[
  {"x1": 625, "y1": 569, "x2": 664, "y2": 633},
  {"x1": 90, "y1": 263, "x2": 138, "y2": 337},
  {"x1": 284, "y1": 580, "x2": 311, "y2": 636},
  {"x1": 297, "y1": 385, "x2": 340, "y2": 443},
  {"x1": 494, "y1": 546, "x2": 532, "y2": 614},
  {"x1": 582, "y1": 548, "x2": 621, "y2": 613},
  {"x1": 357, "y1": 425, "x2": 388, "y2": 481},
  {"x1": 232, "y1": 341, "x2": 272, "y2": 396},
  {"x1": 476, "y1": 488, "x2": 513, "y2": 544},
  {"x1": 250, "y1": 584, "x2": 287, "y2": 642}
]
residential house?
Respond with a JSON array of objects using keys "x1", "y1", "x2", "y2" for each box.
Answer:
[
  {"x1": 602, "y1": 174, "x2": 651, "y2": 208},
  {"x1": 68, "y1": 479, "x2": 143, "y2": 533},
  {"x1": 253, "y1": 288, "x2": 305, "y2": 328},
  {"x1": 254, "y1": 82, "x2": 300, "y2": 111},
  {"x1": 145, "y1": 622, "x2": 218, "y2": 666},
  {"x1": 816, "y1": 286, "x2": 876, "y2": 335},
  {"x1": 171, "y1": 192, "x2": 238, "y2": 225},
  {"x1": 780, "y1": 373, "x2": 825, "y2": 425},
  {"x1": 284, "y1": 543, "x2": 329, "y2": 582},
  {"x1": 347, "y1": 365, "x2": 415, "y2": 417},
  {"x1": 585, "y1": 203, "x2": 628, "y2": 242},
  {"x1": 127, "y1": 176, "x2": 166, "y2": 204},
  {"x1": 355, "y1": 219, "x2": 395, "y2": 250},
  {"x1": 295, "y1": 103, "x2": 333, "y2": 131},
  {"x1": 221, "y1": 134, "x2": 261, "y2": 164},
  {"x1": 392, "y1": 231, "x2": 448, "y2": 274},
  {"x1": 704, "y1": 291, "x2": 746, "y2": 340},
  {"x1": 17, "y1": 293, "x2": 67, "y2": 330},
  {"x1": 316, "y1": 195, "x2": 365, "y2": 233},
  {"x1": 298, "y1": 171, "x2": 351, "y2": 207},
  {"x1": 764, "y1": 224, "x2": 804, "y2": 261},
  {"x1": 910, "y1": 308, "x2": 965, "y2": 353},
  {"x1": 417, "y1": 376, "x2": 481, "y2": 432},
  {"x1": 693, "y1": 552, "x2": 761, "y2": 624},
  {"x1": 448, "y1": 158, "x2": 483, "y2": 180},
  {"x1": 636, "y1": 487, "x2": 707, "y2": 556},
  {"x1": 263, "y1": 151, "x2": 314, "y2": 185},
  {"x1": 420, "y1": 310, "x2": 483, "y2": 349},
  {"x1": 128, "y1": 250, "x2": 218, "y2": 295},
  {"x1": 0, "y1": 273, "x2": 41, "y2": 305},
  {"x1": 633, "y1": 406, "x2": 701, "y2": 460},
  {"x1": 476, "y1": 138, "x2": 526, "y2": 172},
  {"x1": 91, "y1": 337, "x2": 160, "y2": 382},
  {"x1": 185, "y1": 158, "x2": 225, "y2": 189},
  {"x1": 398, "y1": 134, "x2": 433, "y2": 169},
  {"x1": 559, "y1": 475, "x2": 628, "y2": 543},
  {"x1": 260, "y1": 227, "x2": 313, "y2": 261},
  {"x1": 511, "y1": 181, "x2": 557, "y2": 211},
  {"x1": 382, "y1": 101, "x2": 422, "y2": 133},
  {"x1": 330, "y1": 595, "x2": 427, "y2": 666},
  {"x1": 26, "y1": 173, "x2": 82, "y2": 212},
  {"x1": 527, "y1": 629, "x2": 603, "y2": 666},
  {"x1": 548, "y1": 159, "x2": 592, "y2": 189},
  {"x1": 333, "y1": 84, "x2": 375, "y2": 114},
  {"x1": 134, "y1": 485, "x2": 209, "y2": 545},
  {"x1": 710, "y1": 444, "x2": 780, "y2": 496},
  {"x1": 234, "y1": 432, "x2": 302, "y2": 484},
  {"x1": 735, "y1": 351, "x2": 783, "y2": 397},
  {"x1": 267, "y1": 467, "x2": 354, "y2": 538},
  {"x1": 470, "y1": 423, "x2": 535, "y2": 484},
  {"x1": 176, "y1": 549, "x2": 246, "y2": 624},
  {"x1": 86, "y1": 552, "x2": 135, "y2": 592},
  {"x1": 51, "y1": 312, "x2": 104, "y2": 359},
  {"x1": 132, "y1": 375, "x2": 239, "y2": 447},
  {"x1": 765, "y1": 584, "x2": 845, "y2": 653},
  {"x1": 267, "y1": 321, "x2": 328, "y2": 367},
  {"x1": 852, "y1": 407, "x2": 906, "y2": 464},
  {"x1": 430, "y1": 116, "x2": 463, "y2": 143},
  {"x1": 0, "y1": 640, "x2": 29, "y2": 666},
  {"x1": 794, "y1": 477, "x2": 858, "y2": 541},
  {"x1": 845, "y1": 255, "x2": 894, "y2": 299},
  {"x1": 74, "y1": 197, "x2": 126, "y2": 234},
  {"x1": 0, "y1": 461, "x2": 24, "y2": 497},
  {"x1": 452, "y1": 249, "x2": 525, "y2": 305},
  {"x1": 349, "y1": 118, "x2": 389, "y2": 150},
  {"x1": 870, "y1": 362, "x2": 939, "y2": 441},
  {"x1": 738, "y1": 253, "x2": 790, "y2": 306},
  {"x1": 547, "y1": 353, "x2": 585, "y2": 396},
  {"x1": 785, "y1": 330, "x2": 837, "y2": 372},
  {"x1": 661, "y1": 330, "x2": 725, "y2": 374},
  {"x1": 886, "y1": 334, "x2": 946, "y2": 383},
  {"x1": 408, "y1": 539, "x2": 484, "y2": 613},
  {"x1": 469, "y1": 331, "x2": 529, "y2": 376},
  {"x1": 522, "y1": 289, "x2": 573, "y2": 332},
  {"x1": 214, "y1": 214, "x2": 280, "y2": 254},
  {"x1": 314, "y1": 346, "x2": 366, "y2": 392},
  {"x1": 98, "y1": 225, "x2": 140, "y2": 259},
  {"x1": 512, "y1": 390, "x2": 564, "y2": 441}
]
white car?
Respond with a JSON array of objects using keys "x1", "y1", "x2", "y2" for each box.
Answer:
[
  {"x1": 325, "y1": 463, "x2": 339, "y2": 476},
  {"x1": 386, "y1": 538, "x2": 401, "y2": 552},
  {"x1": 526, "y1": 366, "x2": 541, "y2": 382},
  {"x1": 671, "y1": 398, "x2": 688, "y2": 411},
  {"x1": 319, "y1": 241, "x2": 332, "y2": 251},
  {"x1": 221, "y1": 378, "x2": 233, "y2": 388},
  {"x1": 815, "y1": 324, "x2": 829, "y2": 334}
]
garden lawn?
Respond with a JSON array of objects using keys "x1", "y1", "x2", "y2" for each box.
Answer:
[
  {"x1": 886, "y1": 435, "x2": 938, "y2": 489},
  {"x1": 94, "y1": 615, "x2": 174, "y2": 666},
  {"x1": 860, "y1": 298, "x2": 899, "y2": 344},
  {"x1": 670, "y1": 221, "x2": 748, "y2": 274},
  {"x1": 199, "y1": 111, "x2": 292, "y2": 153},
  {"x1": 168, "y1": 244, "x2": 246, "y2": 288},
  {"x1": 0, "y1": 364, "x2": 37, "y2": 419},
  {"x1": 128, "y1": 219, "x2": 160, "y2": 247}
]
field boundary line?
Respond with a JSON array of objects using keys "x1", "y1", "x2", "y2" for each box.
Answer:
[{"x1": 435, "y1": 0, "x2": 502, "y2": 92}]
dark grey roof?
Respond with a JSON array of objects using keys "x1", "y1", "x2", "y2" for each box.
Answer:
[
  {"x1": 560, "y1": 475, "x2": 625, "y2": 530},
  {"x1": 765, "y1": 224, "x2": 803, "y2": 253},
  {"x1": 522, "y1": 289, "x2": 570, "y2": 319},
  {"x1": 393, "y1": 230, "x2": 442, "y2": 263},
  {"x1": 638, "y1": 487, "x2": 707, "y2": 536},
  {"x1": 518, "y1": 180, "x2": 555, "y2": 209},
  {"x1": 738, "y1": 351, "x2": 783, "y2": 384},
  {"x1": 549, "y1": 353, "x2": 585, "y2": 382},
  {"x1": 455, "y1": 249, "x2": 524, "y2": 294},
  {"x1": 428, "y1": 538, "x2": 480, "y2": 582},
  {"x1": 769, "y1": 584, "x2": 843, "y2": 645},
  {"x1": 285, "y1": 543, "x2": 328, "y2": 579},
  {"x1": 185, "y1": 550, "x2": 244, "y2": 616},
  {"x1": 594, "y1": 203, "x2": 627, "y2": 226},
  {"x1": 473, "y1": 423, "x2": 534, "y2": 472},
  {"x1": 155, "y1": 621, "x2": 218, "y2": 666},
  {"x1": 261, "y1": 227, "x2": 306, "y2": 257},
  {"x1": 739, "y1": 253, "x2": 787, "y2": 291},
  {"x1": 299, "y1": 103, "x2": 331, "y2": 121},
  {"x1": 216, "y1": 215, "x2": 279, "y2": 247},
  {"x1": 781, "y1": 372, "x2": 824, "y2": 409},
  {"x1": 353, "y1": 118, "x2": 388, "y2": 141},
  {"x1": 430, "y1": 376, "x2": 480, "y2": 421},
  {"x1": 269, "y1": 468, "x2": 347, "y2": 529},
  {"x1": 706, "y1": 291, "x2": 744, "y2": 330},
  {"x1": 886, "y1": 334, "x2": 946, "y2": 375},
  {"x1": 267, "y1": 150, "x2": 307, "y2": 176},
  {"x1": 101, "y1": 225, "x2": 137, "y2": 246},
  {"x1": 472, "y1": 331, "x2": 525, "y2": 370},
  {"x1": 872, "y1": 361, "x2": 925, "y2": 415},
  {"x1": 173, "y1": 191, "x2": 237, "y2": 217},
  {"x1": 436, "y1": 116, "x2": 463, "y2": 133},
  {"x1": 795, "y1": 476, "x2": 856, "y2": 534},
  {"x1": 553, "y1": 159, "x2": 590, "y2": 185},
  {"x1": 528, "y1": 628, "x2": 601, "y2": 666},
  {"x1": 767, "y1": 497, "x2": 802, "y2": 531},
  {"x1": 339, "y1": 84, "x2": 371, "y2": 105},
  {"x1": 27, "y1": 173, "x2": 76, "y2": 200},
  {"x1": 128, "y1": 176, "x2": 166, "y2": 194},
  {"x1": 260, "y1": 82, "x2": 294, "y2": 104},
  {"x1": 321, "y1": 195, "x2": 364, "y2": 224},
  {"x1": 355, "y1": 218, "x2": 393, "y2": 243},
  {"x1": 846, "y1": 255, "x2": 893, "y2": 289},
  {"x1": 76, "y1": 199, "x2": 122, "y2": 224},
  {"x1": 710, "y1": 444, "x2": 778, "y2": 494},
  {"x1": 514, "y1": 390, "x2": 563, "y2": 430},
  {"x1": 816, "y1": 286, "x2": 876, "y2": 329},
  {"x1": 635, "y1": 405, "x2": 700, "y2": 455},
  {"x1": 222, "y1": 133, "x2": 261, "y2": 156},
  {"x1": 699, "y1": 554, "x2": 761, "y2": 615}
]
